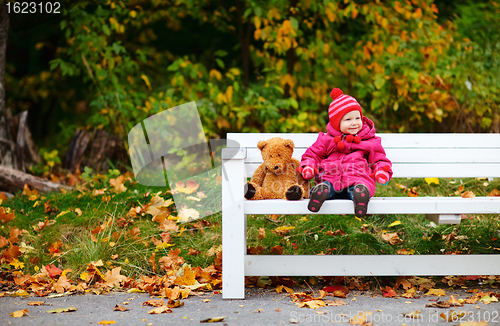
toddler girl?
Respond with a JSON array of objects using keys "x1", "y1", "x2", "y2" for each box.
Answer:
[{"x1": 298, "y1": 88, "x2": 392, "y2": 217}]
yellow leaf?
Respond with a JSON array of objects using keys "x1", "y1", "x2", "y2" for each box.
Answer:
[
  {"x1": 9, "y1": 258, "x2": 24, "y2": 269},
  {"x1": 209, "y1": 69, "x2": 222, "y2": 81},
  {"x1": 80, "y1": 272, "x2": 89, "y2": 281},
  {"x1": 275, "y1": 226, "x2": 296, "y2": 232},
  {"x1": 15, "y1": 289, "x2": 29, "y2": 297},
  {"x1": 141, "y1": 74, "x2": 152, "y2": 90},
  {"x1": 200, "y1": 316, "x2": 226, "y2": 323},
  {"x1": 425, "y1": 178, "x2": 439, "y2": 185},
  {"x1": 46, "y1": 307, "x2": 78, "y2": 313},
  {"x1": 129, "y1": 10, "x2": 137, "y2": 18},
  {"x1": 174, "y1": 180, "x2": 200, "y2": 194},
  {"x1": 156, "y1": 242, "x2": 175, "y2": 250},
  {"x1": 425, "y1": 289, "x2": 446, "y2": 296},
  {"x1": 178, "y1": 207, "x2": 200, "y2": 223},
  {"x1": 98, "y1": 321, "x2": 116, "y2": 325},
  {"x1": 56, "y1": 210, "x2": 70, "y2": 218},
  {"x1": 296, "y1": 300, "x2": 326, "y2": 309},
  {"x1": 388, "y1": 220, "x2": 402, "y2": 227},
  {"x1": 10, "y1": 309, "x2": 29, "y2": 318}
]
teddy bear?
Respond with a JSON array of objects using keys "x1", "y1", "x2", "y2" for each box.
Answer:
[{"x1": 244, "y1": 137, "x2": 310, "y2": 200}]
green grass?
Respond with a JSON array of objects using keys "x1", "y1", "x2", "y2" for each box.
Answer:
[{"x1": 1, "y1": 173, "x2": 500, "y2": 283}]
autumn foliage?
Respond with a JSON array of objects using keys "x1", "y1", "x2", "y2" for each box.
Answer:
[{"x1": 5, "y1": 0, "x2": 500, "y2": 152}]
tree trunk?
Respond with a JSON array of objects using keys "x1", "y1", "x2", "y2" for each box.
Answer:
[
  {"x1": 0, "y1": 2, "x2": 18, "y2": 169},
  {"x1": 235, "y1": 0, "x2": 251, "y2": 89},
  {"x1": 0, "y1": 165, "x2": 73, "y2": 194}
]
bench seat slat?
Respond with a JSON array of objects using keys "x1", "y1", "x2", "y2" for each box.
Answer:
[
  {"x1": 228, "y1": 133, "x2": 500, "y2": 148},
  {"x1": 243, "y1": 148, "x2": 500, "y2": 164},
  {"x1": 245, "y1": 255, "x2": 500, "y2": 276},
  {"x1": 244, "y1": 197, "x2": 500, "y2": 215},
  {"x1": 243, "y1": 163, "x2": 500, "y2": 178}
]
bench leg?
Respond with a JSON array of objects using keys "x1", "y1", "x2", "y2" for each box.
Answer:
[
  {"x1": 222, "y1": 157, "x2": 246, "y2": 299},
  {"x1": 426, "y1": 214, "x2": 461, "y2": 225}
]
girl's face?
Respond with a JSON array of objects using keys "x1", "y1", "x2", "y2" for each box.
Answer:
[{"x1": 339, "y1": 110, "x2": 362, "y2": 135}]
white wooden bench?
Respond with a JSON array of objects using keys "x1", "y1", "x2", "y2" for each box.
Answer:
[{"x1": 221, "y1": 133, "x2": 500, "y2": 299}]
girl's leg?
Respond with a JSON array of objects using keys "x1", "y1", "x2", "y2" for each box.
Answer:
[
  {"x1": 350, "y1": 184, "x2": 370, "y2": 217},
  {"x1": 307, "y1": 181, "x2": 333, "y2": 212}
]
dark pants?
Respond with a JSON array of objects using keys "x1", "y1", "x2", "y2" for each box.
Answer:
[{"x1": 314, "y1": 180, "x2": 355, "y2": 200}]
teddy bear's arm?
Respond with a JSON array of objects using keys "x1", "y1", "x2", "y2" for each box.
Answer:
[{"x1": 250, "y1": 163, "x2": 267, "y2": 186}]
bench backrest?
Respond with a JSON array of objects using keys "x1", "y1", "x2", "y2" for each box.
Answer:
[{"x1": 226, "y1": 133, "x2": 500, "y2": 178}]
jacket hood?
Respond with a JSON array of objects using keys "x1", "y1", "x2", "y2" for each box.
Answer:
[{"x1": 326, "y1": 116, "x2": 376, "y2": 140}]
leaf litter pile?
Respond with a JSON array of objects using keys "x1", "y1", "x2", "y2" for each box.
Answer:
[{"x1": 1, "y1": 172, "x2": 500, "y2": 322}]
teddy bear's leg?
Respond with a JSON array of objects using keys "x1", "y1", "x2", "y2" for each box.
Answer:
[
  {"x1": 245, "y1": 182, "x2": 277, "y2": 200},
  {"x1": 285, "y1": 184, "x2": 303, "y2": 201},
  {"x1": 244, "y1": 182, "x2": 257, "y2": 199}
]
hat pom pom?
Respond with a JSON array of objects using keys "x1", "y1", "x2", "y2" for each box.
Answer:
[
  {"x1": 345, "y1": 134, "x2": 354, "y2": 143},
  {"x1": 334, "y1": 136, "x2": 341, "y2": 143},
  {"x1": 337, "y1": 141, "x2": 345, "y2": 150},
  {"x1": 354, "y1": 136, "x2": 361, "y2": 144},
  {"x1": 330, "y1": 88, "x2": 343, "y2": 100}
]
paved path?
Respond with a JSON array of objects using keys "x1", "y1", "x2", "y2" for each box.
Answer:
[{"x1": 1, "y1": 288, "x2": 499, "y2": 325}]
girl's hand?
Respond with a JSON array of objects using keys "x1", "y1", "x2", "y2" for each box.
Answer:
[
  {"x1": 375, "y1": 170, "x2": 390, "y2": 185},
  {"x1": 370, "y1": 165, "x2": 391, "y2": 185},
  {"x1": 297, "y1": 166, "x2": 317, "y2": 180}
]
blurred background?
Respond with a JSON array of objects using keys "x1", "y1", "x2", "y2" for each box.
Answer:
[{"x1": 1, "y1": 0, "x2": 499, "y2": 176}]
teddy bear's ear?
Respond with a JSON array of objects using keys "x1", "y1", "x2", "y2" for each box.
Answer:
[
  {"x1": 257, "y1": 140, "x2": 268, "y2": 150},
  {"x1": 284, "y1": 139, "x2": 295, "y2": 150}
]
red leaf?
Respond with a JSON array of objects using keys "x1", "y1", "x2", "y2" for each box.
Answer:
[
  {"x1": 46, "y1": 264, "x2": 63, "y2": 279},
  {"x1": 382, "y1": 286, "x2": 397, "y2": 297}
]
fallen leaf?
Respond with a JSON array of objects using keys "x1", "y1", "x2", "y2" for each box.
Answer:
[
  {"x1": 408, "y1": 187, "x2": 419, "y2": 197},
  {"x1": 28, "y1": 301, "x2": 46, "y2": 306},
  {"x1": 382, "y1": 286, "x2": 397, "y2": 297},
  {"x1": 388, "y1": 220, "x2": 402, "y2": 227},
  {"x1": 159, "y1": 248, "x2": 185, "y2": 272},
  {"x1": 273, "y1": 226, "x2": 295, "y2": 236},
  {"x1": 270, "y1": 245, "x2": 283, "y2": 255},
  {"x1": 110, "y1": 175, "x2": 128, "y2": 193},
  {"x1": 46, "y1": 264, "x2": 63, "y2": 278},
  {"x1": 98, "y1": 321, "x2": 117, "y2": 325},
  {"x1": 350, "y1": 311, "x2": 372, "y2": 325},
  {"x1": 22, "y1": 184, "x2": 39, "y2": 200},
  {"x1": 10, "y1": 309, "x2": 29, "y2": 318},
  {"x1": 113, "y1": 305, "x2": 129, "y2": 312},
  {"x1": 425, "y1": 178, "x2": 439, "y2": 185},
  {"x1": 461, "y1": 191, "x2": 475, "y2": 198},
  {"x1": 426, "y1": 289, "x2": 446, "y2": 296},
  {"x1": 46, "y1": 307, "x2": 78, "y2": 313},
  {"x1": 0, "y1": 207, "x2": 16, "y2": 223},
  {"x1": 103, "y1": 267, "x2": 128, "y2": 288},
  {"x1": 324, "y1": 299, "x2": 349, "y2": 306},
  {"x1": 143, "y1": 299, "x2": 165, "y2": 307},
  {"x1": 175, "y1": 180, "x2": 200, "y2": 194},
  {"x1": 200, "y1": 316, "x2": 226, "y2": 323},
  {"x1": 147, "y1": 306, "x2": 172, "y2": 314},
  {"x1": 276, "y1": 285, "x2": 294, "y2": 294},
  {"x1": 167, "y1": 299, "x2": 184, "y2": 308},
  {"x1": 178, "y1": 207, "x2": 200, "y2": 223},
  {"x1": 479, "y1": 295, "x2": 498, "y2": 304},
  {"x1": 296, "y1": 300, "x2": 326, "y2": 309},
  {"x1": 258, "y1": 227, "x2": 266, "y2": 240},
  {"x1": 381, "y1": 232, "x2": 403, "y2": 245},
  {"x1": 53, "y1": 274, "x2": 72, "y2": 293}
]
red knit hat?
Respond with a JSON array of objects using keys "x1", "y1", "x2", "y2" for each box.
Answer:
[{"x1": 328, "y1": 88, "x2": 363, "y2": 132}]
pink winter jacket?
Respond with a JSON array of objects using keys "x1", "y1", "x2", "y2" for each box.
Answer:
[{"x1": 300, "y1": 117, "x2": 393, "y2": 197}]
